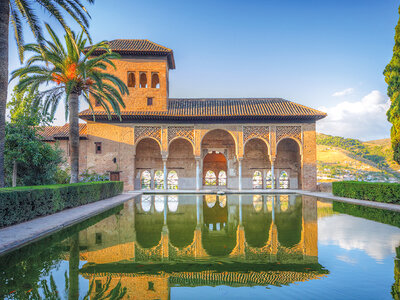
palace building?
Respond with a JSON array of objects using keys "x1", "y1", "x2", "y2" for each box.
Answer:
[{"x1": 42, "y1": 39, "x2": 327, "y2": 191}]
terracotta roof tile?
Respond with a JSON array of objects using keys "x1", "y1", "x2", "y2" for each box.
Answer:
[
  {"x1": 87, "y1": 39, "x2": 175, "y2": 69},
  {"x1": 38, "y1": 124, "x2": 87, "y2": 140},
  {"x1": 79, "y1": 98, "x2": 327, "y2": 122}
]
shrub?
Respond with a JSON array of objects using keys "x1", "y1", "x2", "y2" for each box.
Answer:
[
  {"x1": 332, "y1": 181, "x2": 400, "y2": 204},
  {"x1": 0, "y1": 181, "x2": 123, "y2": 228}
]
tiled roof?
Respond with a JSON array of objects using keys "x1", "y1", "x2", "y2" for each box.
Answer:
[
  {"x1": 37, "y1": 124, "x2": 87, "y2": 141},
  {"x1": 79, "y1": 98, "x2": 327, "y2": 122},
  {"x1": 87, "y1": 39, "x2": 175, "y2": 69}
]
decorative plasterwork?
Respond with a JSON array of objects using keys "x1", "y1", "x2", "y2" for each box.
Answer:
[
  {"x1": 167, "y1": 126, "x2": 194, "y2": 144},
  {"x1": 276, "y1": 126, "x2": 302, "y2": 142},
  {"x1": 243, "y1": 126, "x2": 269, "y2": 144},
  {"x1": 134, "y1": 126, "x2": 162, "y2": 144}
]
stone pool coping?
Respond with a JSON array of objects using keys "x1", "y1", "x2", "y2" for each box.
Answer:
[{"x1": 0, "y1": 193, "x2": 140, "y2": 256}]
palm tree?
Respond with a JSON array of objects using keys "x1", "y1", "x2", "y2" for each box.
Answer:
[
  {"x1": 0, "y1": 0, "x2": 94, "y2": 187},
  {"x1": 11, "y1": 25, "x2": 128, "y2": 183}
]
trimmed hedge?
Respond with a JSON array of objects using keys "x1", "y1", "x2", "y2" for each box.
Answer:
[
  {"x1": 332, "y1": 181, "x2": 400, "y2": 204},
  {"x1": 0, "y1": 181, "x2": 123, "y2": 228}
]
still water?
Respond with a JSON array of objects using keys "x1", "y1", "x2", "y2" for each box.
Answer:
[{"x1": 1, "y1": 194, "x2": 400, "y2": 299}]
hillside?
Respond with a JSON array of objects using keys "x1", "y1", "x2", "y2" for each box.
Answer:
[{"x1": 316, "y1": 134, "x2": 400, "y2": 183}]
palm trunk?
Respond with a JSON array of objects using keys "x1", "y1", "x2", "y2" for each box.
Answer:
[
  {"x1": 69, "y1": 92, "x2": 80, "y2": 183},
  {"x1": 0, "y1": 1, "x2": 9, "y2": 187},
  {"x1": 12, "y1": 160, "x2": 17, "y2": 187}
]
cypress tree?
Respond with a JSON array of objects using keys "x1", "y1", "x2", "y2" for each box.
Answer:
[{"x1": 384, "y1": 5, "x2": 400, "y2": 163}]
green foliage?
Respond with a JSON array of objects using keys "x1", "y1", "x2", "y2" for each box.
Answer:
[
  {"x1": 10, "y1": 25, "x2": 128, "y2": 120},
  {"x1": 7, "y1": 87, "x2": 53, "y2": 126},
  {"x1": 5, "y1": 122, "x2": 64, "y2": 187},
  {"x1": 384, "y1": 5, "x2": 400, "y2": 164},
  {"x1": 333, "y1": 201, "x2": 400, "y2": 228},
  {"x1": 80, "y1": 169, "x2": 110, "y2": 183},
  {"x1": 332, "y1": 181, "x2": 400, "y2": 204},
  {"x1": 54, "y1": 168, "x2": 71, "y2": 184},
  {"x1": 0, "y1": 181, "x2": 123, "y2": 228}
]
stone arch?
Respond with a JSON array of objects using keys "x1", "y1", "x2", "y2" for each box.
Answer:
[
  {"x1": 242, "y1": 138, "x2": 270, "y2": 189},
  {"x1": 243, "y1": 195, "x2": 272, "y2": 248},
  {"x1": 167, "y1": 138, "x2": 196, "y2": 189},
  {"x1": 135, "y1": 138, "x2": 163, "y2": 189},
  {"x1": 275, "y1": 196, "x2": 302, "y2": 248},
  {"x1": 276, "y1": 137, "x2": 303, "y2": 156},
  {"x1": 139, "y1": 72, "x2": 147, "y2": 88},
  {"x1": 168, "y1": 136, "x2": 195, "y2": 155},
  {"x1": 200, "y1": 129, "x2": 238, "y2": 157},
  {"x1": 244, "y1": 137, "x2": 271, "y2": 156},
  {"x1": 151, "y1": 73, "x2": 160, "y2": 88},
  {"x1": 275, "y1": 138, "x2": 302, "y2": 189}
]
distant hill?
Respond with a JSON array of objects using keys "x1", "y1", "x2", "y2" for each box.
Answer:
[{"x1": 316, "y1": 133, "x2": 400, "y2": 183}]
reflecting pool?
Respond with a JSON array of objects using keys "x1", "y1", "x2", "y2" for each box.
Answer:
[{"x1": 1, "y1": 194, "x2": 400, "y2": 299}]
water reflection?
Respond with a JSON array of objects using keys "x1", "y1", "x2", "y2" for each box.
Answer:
[
  {"x1": 5, "y1": 194, "x2": 400, "y2": 298},
  {"x1": 72, "y1": 194, "x2": 324, "y2": 298}
]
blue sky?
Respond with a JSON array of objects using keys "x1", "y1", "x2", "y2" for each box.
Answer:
[{"x1": 7, "y1": 0, "x2": 400, "y2": 140}]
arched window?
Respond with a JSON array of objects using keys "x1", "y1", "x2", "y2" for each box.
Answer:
[
  {"x1": 151, "y1": 73, "x2": 160, "y2": 88},
  {"x1": 167, "y1": 171, "x2": 178, "y2": 189},
  {"x1": 218, "y1": 170, "x2": 227, "y2": 186},
  {"x1": 155, "y1": 195, "x2": 164, "y2": 212},
  {"x1": 141, "y1": 195, "x2": 152, "y2": 212},
  {"x1": 205, "y1": 170, "x2": 217, "y2": 186},
  {"x1": 127, "y1": 72, "x2": 135, "y2": 87},
  {"x1": 218, "y1": 195, "x2": 226, "y2": 207},
  {"x1": 154, "y1": 170, "x2": 164, "y2": 190},
  {"x1": 168, "y1": 195, "x2": 178, "y2": 212},
  {"x1": 139, "y1": 72, "x2": 147, "y2": 88},
  {"x1": 253, "y1": 195, "x2": 263, "y2": 212},
  {"x1": 265, "y1": 171, "x2": 273, "y2": 189},
  {"x1": 280, "y1": 195, "x2": 289, "y2": 211},
  {"x1": 279, "y1": 171, "x2": 289, "y2": 189},
  {"x1": 252, "y1": 171, "x2": 263, "y2": 189},
  {"x1": 205, "y1": 195, "x2": 217, "y2": 207},
  {"x1": 141, "y1": 170, "x2": 151, "y2": 190}
]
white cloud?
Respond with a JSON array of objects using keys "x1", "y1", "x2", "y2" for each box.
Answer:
[
  {"x1": 317, "y1": 90, "x2": 391, "y2": 141},
  {"x1": 319, "y1": 214, "x2": 400, "y2": 261},
  {"x1": 332, "y1": 88, "x2": 354, "y2": 97}
]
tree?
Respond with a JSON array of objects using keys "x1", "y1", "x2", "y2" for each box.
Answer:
[
  {"x1": 384, "y1": 5, "x2": 400, "y2": 164},
  {"x1": 0, "y1": 0, "x2": 94, "y2": 187},
  {"x1": 11, "y1": 25, "x2": 128, "y2": 183}
]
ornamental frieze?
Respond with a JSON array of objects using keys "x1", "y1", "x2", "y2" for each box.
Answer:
[
  {"x1": 167, "y1": 126, "x2": 195, "y2": 144},
  {"x1": 276, "y1": 126, "x2": 302, "y2": 142},
  {"x1": 243, "y1": 126, "x2": 269, "y2": 144},
  {"x1": 134, "y1": 126, "x2": 162, "y2": 144}
]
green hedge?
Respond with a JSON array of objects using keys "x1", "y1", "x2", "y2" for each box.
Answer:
[
  {"x1": 332, "y1": 181, "x2": 400, "y2": 204},
  {"x1": 0, "y1": 181, "x2": 123, "y2": 228}
]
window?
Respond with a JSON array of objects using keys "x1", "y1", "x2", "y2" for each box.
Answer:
[
  {"x1": 147, "y1": 97, "x2": 153, "y2": 106},
  {"x1": 95, "y1": 280, "x2": 102, "y2": 292},
  {"x1": 279, "y1": 171, "x2": 289, "y2": 189},
  {"x1": 265, "y1": 171, "x2": 273, "y2": 189},
  {"x1": 154, "y1": 195, "x2": 164, "y2": 212},
  {"x1": 95, "y1": 98, "x2": 101, "y2": 107},
  {"x1": 95, "y1": 142, "x2": 102, "y2": 154},
  {"x1": 205, "y1": 170, "x2": 217, "y2": 186},
  {"x1": 218, "y1": 170, "x2": 227, "y2": 186},
  {"x1": 151, "y1": 73, "x2": 160, "y2": 88},
  {"x1": 252, "y1": 171, "x2": 263, "y2": 189},
  {"x1": 140, "y1": 72, "x2": 147, "y2": 88},
  {"x1": 154, "y1": 170, "x2": 164, "y2": 190},
  {"x1": 205, "y1": 194, "x2": 217, "y2": 207},
  {"x1": 218, "y1": 195, "x2": 226, "y2": 207},
  {"x1": 95, "y1": 233, "x2": 102, "y2": 245},
  {"x1": 253, "y1": 195, "x2": 263, "y2": 212},
  {"x1": 127, "y1": 72, "x2": 135, "y2": 87},
  {"x1": 141, "y1": 170, "x2": 151, "y2": 190},
  {"x1": 280, "y1": 195, "x2": 289, "y2": 211},
  {"x1": 167, "y1": 171, "x2": 178, "y2": 189},
  {"x1": 148, "y1": 281, "x2": 155, "y2": 291},
  {"x1": 168, "y1": 195, "x2": 178, "y2": 212},
  {"x1": 141, "y1": 195, "x2": 152, "y2": 212}
]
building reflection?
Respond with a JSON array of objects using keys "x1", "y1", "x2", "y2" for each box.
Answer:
[{"x1": 75, "y1": 194, "x2": 325, "y2": 299}]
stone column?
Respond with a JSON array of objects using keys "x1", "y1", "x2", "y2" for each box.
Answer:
[
  {"x1": 195, "y1": 157, "x2": 201, "y2": 190},
  {"x1": 238, "y1": 158, "x2": 243, "y2": 191},
  {"x1": 163, "y1": 159, "x2": 168, "y2": 190}
]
